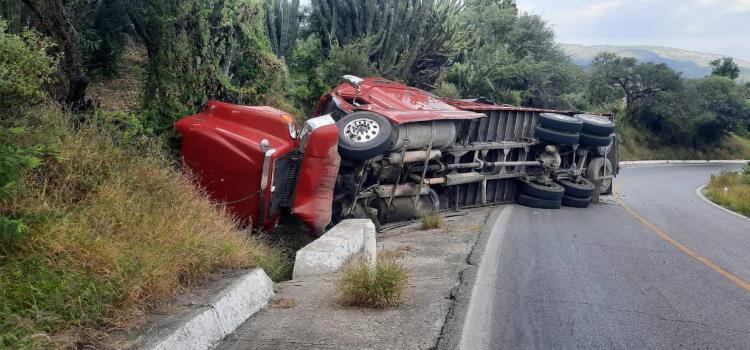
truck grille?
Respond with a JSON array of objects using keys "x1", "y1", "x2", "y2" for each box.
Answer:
[{"x1": 269, "y1": 151, "x2": 300, "y2": 216}]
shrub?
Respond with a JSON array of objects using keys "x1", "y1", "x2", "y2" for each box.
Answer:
[
  {"x1": 0, "y1": 128, "x2": 44, "y2": 242},
  {"x1": 420, "y1": 211, "x2": 445, "y2": 230},
  {"x1": 0, "y1": 19, "x2": 57, "y2": 115},
  {"x1": 337, "y1": 252, "x2": 409, "y2": 308},
  {"x1": 432, "y1": 81, "x2": 460, "y2": 99}
]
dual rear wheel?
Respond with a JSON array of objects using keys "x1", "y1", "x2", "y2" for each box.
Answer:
[{"x1": 518, "y1": 177, "x2": 596, "y2": 209}]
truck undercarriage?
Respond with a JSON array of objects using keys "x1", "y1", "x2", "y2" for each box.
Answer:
[{"x1": 327, "y1": 100, "x2": 619, "y2": 228}]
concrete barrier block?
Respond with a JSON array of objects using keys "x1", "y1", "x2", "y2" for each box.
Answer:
[
  {"x1": 140, "y1": 269, "x2": 274, "y2": 350},
  {"x1": 293, "y1": 219, "x2": 374, "y2": 279}
]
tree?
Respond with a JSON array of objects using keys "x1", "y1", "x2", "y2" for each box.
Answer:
[
  {"x1": 265, "y1": 0, "x2": 300, "y2": 60},
  {"x1": 20, "y1": 0, "x2": 89, "y2": 107},
  {"x1": 311, "y1": 0, "x2": 467, "y2": 88},
  {"x1": 590, "y1": 52, "x2": 682, "y2": 116},
  {"x1": 125, "y1": 0, "x2": 285, "y2": 143},
  {"x1": 710, "y1": 57, "x2": 740, "y2": 80},
  {"x1": 444, "y1": 1, "x2": 582, "y2": 109}
]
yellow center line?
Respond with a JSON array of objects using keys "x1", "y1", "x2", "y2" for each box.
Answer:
[{"x1": 615, "y1": 182, "x2": 750, "y2": 294}]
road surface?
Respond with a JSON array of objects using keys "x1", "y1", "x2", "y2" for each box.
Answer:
[{"x1": 453, "y1": 163, "x2": 750, "y2": 349}]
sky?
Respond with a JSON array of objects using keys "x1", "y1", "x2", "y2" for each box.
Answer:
[{"x1": 516, "y1": 0, "x2": 750, "y2": 61}]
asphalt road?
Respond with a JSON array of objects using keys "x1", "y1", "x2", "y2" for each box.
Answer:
[{"x1": 454, "y1": 163, "x2": 750, "y2": 349}]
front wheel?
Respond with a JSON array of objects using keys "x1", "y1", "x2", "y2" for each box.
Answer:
[{"x1": 336, "y1": 112, "x2": 392, "y2": 161}]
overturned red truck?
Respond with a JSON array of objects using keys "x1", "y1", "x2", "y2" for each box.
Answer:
[{"x1": 176, "y1": 76, "x2": 619, "y2": 234}]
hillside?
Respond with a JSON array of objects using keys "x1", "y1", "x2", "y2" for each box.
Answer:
[{"x1": 561, "y1": 43, "x2": 750, "y2": 81}]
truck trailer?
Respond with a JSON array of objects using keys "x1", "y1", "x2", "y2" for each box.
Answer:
[{"x1": 176, "y1": 76, "x2": 619, "y2": 235}]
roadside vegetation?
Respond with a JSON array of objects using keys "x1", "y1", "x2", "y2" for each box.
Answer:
[
  {"x1": 337, "y1": 251, "x2": 409, "y2": 308},
  {"x1": 420, "y1": 212, "x2": 445, "y2": 230},
  {"x1": 704, "y1": 163, "x2": 750, "y2": 217},
  {"x1": 0, "y1": 20, "x2": 286, "y2": 349}
]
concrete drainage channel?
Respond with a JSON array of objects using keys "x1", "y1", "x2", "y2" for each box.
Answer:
[{"x1": 133, "y1": 219, "x2": 376, "y2": 350}]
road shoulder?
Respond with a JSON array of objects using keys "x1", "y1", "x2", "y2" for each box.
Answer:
[{"x1": 215, "y1": 207, "x2": 491, "y2": 350}]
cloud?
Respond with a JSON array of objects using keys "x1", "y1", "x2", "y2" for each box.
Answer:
[
  {"x1": 516, "y1": 0, "x2": 750, "y2": 61},
  {"x1": 685, "y1": 0, "x2": 750, "y2": 13},
  {"x1": 578, "y1": 1, "x2": 625, "y2": 18}
]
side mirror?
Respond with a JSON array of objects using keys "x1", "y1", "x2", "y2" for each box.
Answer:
[{"x1": 341, "y1": 75, "x2": 363, "y2": 89}]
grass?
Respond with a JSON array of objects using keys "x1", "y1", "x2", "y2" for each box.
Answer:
[
  {"x1": 704, "y1": 164, "x2": 750, "y2": 218},
  {"x1": 617, "y1": 123, "x2": 750, "y2": 161},
  {"x1": 419, "y1": 211, "x2": 445, "y2": 230},
  {"x1": 337, "y1": 251, "x2": 409, "y2": 308},
  {"x1": 0, "y1": 106, "x2": 287, "y2": 349}
]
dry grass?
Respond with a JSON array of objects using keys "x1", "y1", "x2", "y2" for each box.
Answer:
[
  {"x1": 0, "y1": 107, "x2": 286, "y2": 349},
  {"x1": 704, "y1": 167, "x2": 750, "y2": 218},
  {"x1": 270, "y1": 297, "x2": 297, "y2": 309},
  {"x1": 337, "y1": 251, "x2": 409, "y2": 309},
  {"x1": 419, "y1": 211, "x2": 445, "y2": 230}
]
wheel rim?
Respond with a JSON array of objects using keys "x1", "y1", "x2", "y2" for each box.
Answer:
[
  {"x1": 343, "y1": 118, "x2": 380, "y2": 143},
  {"x1": 596, "y1": 161, "x2": 613, "y2": 191}
]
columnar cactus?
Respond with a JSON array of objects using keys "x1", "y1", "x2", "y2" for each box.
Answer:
[
  {"x1": 312, "y1": 0, "x2": 466, "y2": 88},
  {"x1": 265, "y1": 0, "x2": 300, "y2": 59}
]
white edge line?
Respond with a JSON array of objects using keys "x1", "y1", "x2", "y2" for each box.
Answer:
[
  {"x1": 459, "y1": 206, "x2": 513, "y2": 350},
  {"x1": 695, "y1": 185, "x2": 750, "y2": 222}
]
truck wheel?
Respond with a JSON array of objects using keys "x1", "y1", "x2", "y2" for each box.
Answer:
[
  {"x1": 593, "y1": 134, "x2": 615, "y2": 156},
  {"x1": 586, "y1": 157, "x2": 613, "y2": 194},
  {"x1": 533, "y1": 125, "x2": 579, "y2": 145},
  {"x1": 337, "y1": 112, "x2": 392, "y2": 160},
  {"x1": 562, "y1": 194, "x2": 592, "y2": 208},
  {"x1": 521, "y1": 180, "x2": 565, "y2": 200},
  {"x1": 575, "y1": 114, "x2": 615, "y2": 136},
  {"x1": 579, "y1": 132, "x2": 611, "y2": 147},
  {"x1": 538, "y1": 113, "x2": 583, "y2": 132},
  {"x1": 557, "y1": 178, "x2": 595, "y2": 198},
  {"x1": 518, "y1": 193, "x2": 562, "y2": 209}
]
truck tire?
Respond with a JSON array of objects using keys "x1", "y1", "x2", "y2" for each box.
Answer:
[
  {"x1": 521, "y1": 180, "x2": 565, "y2": 200},
  {"x1": 593, "y1": 134, "x2": 615, "y2": 156},
  {"x1": 579, "y1": 132, "x2": 612, "y2": 147},
  {"x1": 575, "y1": 114, "x2": 615, "y2": 136},
  {"x1": 557, "y1": 178, "x2": 595, "y2": 198},
  {"x1": 562, "y1": 194, "x2": 592, "y2": 208},
  {"x1": 534, "y1": 125, "x2": 579, "y2": 145},
  {"x1": 586, "y1": 157, "x2": 613, "y2": 194},
  {"x1": 538, "y1": 113, "x2": 583, "y2": 132},
  {"x1": 518, "y1": 193, "x2": 562, "y2": 209},
  {"x1": 336, "y1": 112, "x2": 393, "y2": 160}
]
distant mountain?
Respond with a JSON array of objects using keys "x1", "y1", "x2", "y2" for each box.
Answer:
[{"x1": 561, "y1": 44, "x2": 750, "y2": 81}]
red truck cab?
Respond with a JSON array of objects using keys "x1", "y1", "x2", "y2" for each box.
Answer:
[{"x1": 176, "y1": 101, "x2": 339, "y2": 234}]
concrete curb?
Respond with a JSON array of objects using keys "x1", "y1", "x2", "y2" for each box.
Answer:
[
  {"x1": 293, "y1": 219, "x2": 374, "y2": 279},
  {"x1": 621, "y1": 160, "x2": 748, "y2": 167},
  {"x1": 139, "y1": 268, "x2": 274, "y2": 350},
  {"x1": 695, "y1": 185, "x2": 749, "y2": 221}
]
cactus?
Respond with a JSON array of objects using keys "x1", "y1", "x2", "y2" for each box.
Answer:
[
  {"x1": 311, "y1": 0, "x2": 466, "y2": 88},
  {"x1": 264, "y1": 0, "x2": 300, "y2": 59}
]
